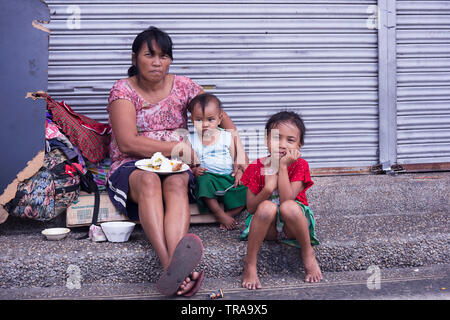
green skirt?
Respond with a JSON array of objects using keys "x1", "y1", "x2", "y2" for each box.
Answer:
[
  {"x1": 239, "y1": 200, "x2": 319, "y2": 248},
  {"x1": 195, "y1": 172, "x2": 247, "y2": 213}
]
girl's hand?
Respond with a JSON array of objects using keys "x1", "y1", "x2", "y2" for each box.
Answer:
[
  {"x1": 280, "y1": 149, "x2": 301, "y2": 168},
  {"x1": 193, "y1": 166, "x2": 207, "y2": 177},
  {"x1": 263, "y1": 172, "x2": 278, "y2": 193}
]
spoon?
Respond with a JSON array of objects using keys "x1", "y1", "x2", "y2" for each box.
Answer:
[{"x1": 214, "y1": 184, "x2": 234, "y2": 196}]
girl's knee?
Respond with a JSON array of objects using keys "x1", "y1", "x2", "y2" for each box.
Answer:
[
  {"x1": 255, "y1": 200, "x2": 277, "y2": 222},
  {"x1": 279, "y1": 200, "x2": 302, "y2": 222}
]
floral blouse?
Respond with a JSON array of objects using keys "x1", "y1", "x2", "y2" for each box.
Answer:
[{"x1": 107, "y1": 75, "x2": 203, "y2": 177}]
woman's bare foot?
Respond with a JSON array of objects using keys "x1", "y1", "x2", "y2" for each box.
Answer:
[
  {"x1": 302, "y1": 249, "x2": 322, "y2": 283},
  {"x1": 242, "y1": 261, "x2": 262, "y2": 290},
  {"x1": 176, "y1": 271, "x2": 200, "y2": 295}
]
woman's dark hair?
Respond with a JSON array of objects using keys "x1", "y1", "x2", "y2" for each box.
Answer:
[
  {"x1": 187, "y1": 93, "x2": 222, "y2": 114},
  {"x1": 128, "y1": 26, "x2": 173, "y2": 77},
  {"x1": 265, "y1": 111, "x2": 306, "y2": 146}
]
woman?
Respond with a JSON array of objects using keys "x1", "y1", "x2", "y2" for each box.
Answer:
[{"x1": 106, "y1": 26, "x2": 240, "y2": 296}]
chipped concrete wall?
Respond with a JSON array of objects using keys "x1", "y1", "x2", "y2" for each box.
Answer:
[{"x1": 0, "y1": 0, "x2": 50, "y2": 198}]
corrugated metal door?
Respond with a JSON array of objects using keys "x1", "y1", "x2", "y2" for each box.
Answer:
[
  {"x1": 396, "y1": 0, "x2": 450, "y2": 164},
  {"x1": 46, "y1": 0, "x2": 379, "y2": 169}
]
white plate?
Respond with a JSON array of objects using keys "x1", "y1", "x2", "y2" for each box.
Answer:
[{"x1": 135, "y1": 159, "x2": 189, "y2": 175}]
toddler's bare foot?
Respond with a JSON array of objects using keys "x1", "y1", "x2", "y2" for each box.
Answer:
[
  {"x1": 215, "y1": 211, "x2": 238, "y2": 230},
  {"x1": 302, "y1": 249, "x2": 322, "y2": 283},
  {"x1": 242, "y1": 262, "x2": 262, "y2": 290}
]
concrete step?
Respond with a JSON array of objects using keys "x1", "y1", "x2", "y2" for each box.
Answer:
[
  {"x1": 0, "y1": 172, "x2": 448, "y2": 289},
  {"x1": 0, "y1": 210, "x2": 448, "y2": 288},
  {"x1": 307, "y1": 172, "x2": 449, "y2": 216}
]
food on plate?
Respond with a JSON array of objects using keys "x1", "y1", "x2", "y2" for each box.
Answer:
[{"x1": 147, "y1": 152, "x2": 183, "y2": 172}]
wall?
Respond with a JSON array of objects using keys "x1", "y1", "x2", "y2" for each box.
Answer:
[{"x1": 0, "y1": 0, "x2": 49, "y2": 197}]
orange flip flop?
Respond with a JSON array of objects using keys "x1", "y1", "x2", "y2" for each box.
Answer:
[{"x1": 157, "y1": 233, "x2": 204, "y2": 296}]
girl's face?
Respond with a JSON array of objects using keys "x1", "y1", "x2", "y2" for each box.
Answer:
[
  {"x1": 267, "y1": 122, "x2": 302, "y2": 158},
  {"x1": 132, "y1": 39, "x2": 172, "y2": 82},
  {"x1": 190, "y1": 101, "x2": 222, "y2": 136}
]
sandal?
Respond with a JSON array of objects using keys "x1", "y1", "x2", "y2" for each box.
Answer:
[{"x1": 157, "y1": 233, "x2": 204, "y2": 296}]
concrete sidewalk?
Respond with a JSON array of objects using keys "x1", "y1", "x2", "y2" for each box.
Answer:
[
  {"x1": 0, "y1": 171, "x2": 448, "y2": 298},
  {"x1": 0, "y1": 264, "x2": 448, "y2": 300}
]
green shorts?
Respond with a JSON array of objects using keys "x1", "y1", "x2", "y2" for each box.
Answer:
[
  {"x1": 195, "y1": 171, "x2": 247, "y2": 214},
  {"x1": 239, "y1": 200, "x2": 319, "y2": 248}
]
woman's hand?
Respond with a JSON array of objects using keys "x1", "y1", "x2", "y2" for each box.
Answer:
[{"x1": 170, "y1": 141, "x2": 199, "y2": 166}]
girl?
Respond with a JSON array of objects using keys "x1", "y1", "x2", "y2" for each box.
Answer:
[
  {"x1": 187, "y1": 93, "x2": 248, "y2": 230},
  {"x1": 240, "y1": 111, "x2": 322, "y2": 289}
]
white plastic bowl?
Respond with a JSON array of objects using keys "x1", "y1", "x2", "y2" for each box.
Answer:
[
  {"x1": 42, "y1": 228, "x2": 70, "y2": 241},
  {"x1": 100, "y1": 221, "x2": 135, "y2": 243}
]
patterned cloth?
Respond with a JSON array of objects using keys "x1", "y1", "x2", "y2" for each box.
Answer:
[
  {"x1": 239, "y1": 201, "x2": 320, "y2": 248},
  {"x1": 45, "y1": 94, "x2": 111, "y2": 164},
  {"x1": 107, "y1": 75, "x2": 203, "y2": 178},
  {"x1": 85, "y1": 158, "x2": 112, "y2": 191}
]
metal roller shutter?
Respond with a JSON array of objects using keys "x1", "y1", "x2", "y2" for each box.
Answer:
[
  {"x1": 46, "y1": 0, "x2": 379, "y2": 168},
  {"x1": 396, "y1": 0, "x2": 450, "y2": 165}
]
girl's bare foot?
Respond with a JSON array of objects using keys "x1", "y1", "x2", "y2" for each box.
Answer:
[
  {"x1": 242, "y1": 262, "x2": 262, "y2": 290},
  {"x1": 302, "y1": 249, "x2": 322, "y2": 283}
]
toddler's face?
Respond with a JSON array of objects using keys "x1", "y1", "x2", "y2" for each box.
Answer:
[
  {"x1": 190, "y1": 102, "x2": 222, "y2": 137},
  {"x1": 267, "y1": 122, "x2": 302, "y2": 158}
]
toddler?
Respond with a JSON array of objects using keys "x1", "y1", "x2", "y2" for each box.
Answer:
[
  {"x1": 187, "y1": 93, "x2": 248, "y2": 230},
  {"x1": 240, "y1": 111, "x2": 321, "y2": 289}
]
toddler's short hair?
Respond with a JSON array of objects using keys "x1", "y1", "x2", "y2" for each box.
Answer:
[
  {"x1": 188, "y1": 93, "x2": 222, "y2": 114},
  {"x1": 265, "y1": 111, "x2": 306, "y2": 146}
]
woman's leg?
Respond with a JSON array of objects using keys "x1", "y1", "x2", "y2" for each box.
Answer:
[
  {"x1": 161, "y1": 172, "x2": 191, "y2": 262},
  {"x1": 128, "y1": 170, "x2": 170, "y2": 269},
  {"x1": 279, "y1": 200, "x2": 322, "y2": 283},
  {"x1": 162, "y1": 172, "x2": 199, "y2": 295},
  {"x1": 242, "y1": 200, "x2": 278, "y2": 290}
]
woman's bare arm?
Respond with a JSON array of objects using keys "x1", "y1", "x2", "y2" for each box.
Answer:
[{"x1": 109, "y1": 98, "x2": 177, "y2": 158}]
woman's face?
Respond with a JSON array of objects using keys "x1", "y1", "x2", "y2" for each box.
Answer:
[{"x1": 132, "y1": 39, "x2": 172, "y2": 82}]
